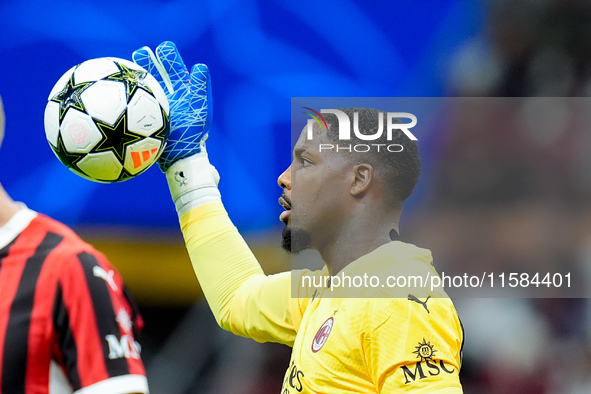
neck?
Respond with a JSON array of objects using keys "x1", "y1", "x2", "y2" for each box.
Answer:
[
  {"x1": 317, "y1": 206, "x2": 401, "y2": 275},
  {"x1": 0, "y1": 184, "x2": 21, "y2": 227}
]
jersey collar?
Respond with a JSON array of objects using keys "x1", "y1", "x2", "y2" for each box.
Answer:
[{"x1": 0, "y1": 204, "x2": 37, "y2": 249}]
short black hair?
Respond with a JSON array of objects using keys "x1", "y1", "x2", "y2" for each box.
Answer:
[{"x1": 322, "y1": 107, "x2": 421, "y2": 202}]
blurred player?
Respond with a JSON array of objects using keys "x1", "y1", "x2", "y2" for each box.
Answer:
[
  {"x1": 133, "y1": 41, "x2": 463, "y2": 393},
  {"x1": 0, "y1": 95, "x2": 148, "y2": 393}
]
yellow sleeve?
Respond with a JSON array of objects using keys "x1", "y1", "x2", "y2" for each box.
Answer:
[
  {"x1": 364, "y1": 298, "x2": 464, "y2": 393},
  {"x1": 179, "y1": 202, "x2": 307, "y2": 345}
]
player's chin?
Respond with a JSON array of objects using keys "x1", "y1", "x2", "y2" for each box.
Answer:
[
  {"x1": 281, "y1": 226, "x2": 311, "y2": 255},
  {"x1": 281, "y1": 225, "x2": 291, "y2": 252}
]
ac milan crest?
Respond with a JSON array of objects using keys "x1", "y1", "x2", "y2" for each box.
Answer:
[{"x1": 311, "y1": 317, "x2": 334, "y2": 353}]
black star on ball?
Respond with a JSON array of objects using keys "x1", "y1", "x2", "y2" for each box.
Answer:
[
  {"x1": 106, "y1": 63, "x2": 151, "y2": 99},
  {"x1": 53, "y1": 134, "x2": 85, "y2": 169},
  {"x1": 93, "y1": 114, "x2": 143, "y2": 161},
  {"x1": 52, "y1": 76, "x2": 92, "y2": 121}
]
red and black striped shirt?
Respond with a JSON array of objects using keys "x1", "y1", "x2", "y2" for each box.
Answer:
[{"x1": 0, "y1": 207, "x2": 148, "y2": 394}]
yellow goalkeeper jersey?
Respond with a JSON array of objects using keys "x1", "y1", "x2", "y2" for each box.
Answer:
[{"x1": 180, "y1": 203, "x2": 464, "y2": 393}]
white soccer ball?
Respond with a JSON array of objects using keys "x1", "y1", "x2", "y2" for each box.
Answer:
[{"x1": 44, "y1": 57, "x2": 169, "y2": 183}]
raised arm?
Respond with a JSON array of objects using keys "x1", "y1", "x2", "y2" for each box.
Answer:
[{"x1": 131, "y1": 42, "x2": 303, "y2": 344}]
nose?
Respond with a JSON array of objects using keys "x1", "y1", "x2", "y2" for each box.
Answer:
[{"x1": 277, "y1": 165, "x2": 292, "y2": 190}]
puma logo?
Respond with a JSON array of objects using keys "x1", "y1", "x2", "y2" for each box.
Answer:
[
  {"x1": 408, "y1": 294, "x2": 431, "y2": 313},
  {"x1": 93, "y1": 266, "x2": 119, "y2": 292}
]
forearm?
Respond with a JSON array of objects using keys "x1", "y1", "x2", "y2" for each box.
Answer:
[{"x1": 180, "y1": 202, "x2": 265, "y2": 329}]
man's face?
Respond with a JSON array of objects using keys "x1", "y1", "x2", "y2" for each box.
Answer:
[{"x1": 277, "y1": 125, "x2": 351, "y2": 253}]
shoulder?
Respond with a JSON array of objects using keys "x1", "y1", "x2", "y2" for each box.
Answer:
[
  {"x1": 31, "y1": 213, "x2": 87, "y2": 246},
  {"x1": 30, "y1": 213, "x2": 112, "y2": 273},
  {"x1": 355, "y1": 296, "x2": 460, "y2": 336}
]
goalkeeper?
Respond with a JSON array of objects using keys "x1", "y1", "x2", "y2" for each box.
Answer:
[{"x1": 133, "y1": 41, "x2": 464, "y2": 393}]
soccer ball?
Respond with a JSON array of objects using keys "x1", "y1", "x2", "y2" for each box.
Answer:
[{"x1": 44, "y1": 57, "x2": 169, "y2": 183}]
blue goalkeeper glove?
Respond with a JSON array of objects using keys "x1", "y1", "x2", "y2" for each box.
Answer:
[
  {"x1": 132, "y1": 41, "x2": 220, "y2": 216},
  {"x1": 132, "y1": 41, "x2": 211, "y2": 172}
]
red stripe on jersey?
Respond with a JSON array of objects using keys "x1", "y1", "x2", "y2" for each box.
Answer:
[
  {"x1": 61, "y1": 254, "x2": 110, "y2": 388},
  {"x1": 26, "y1": 235, "x2": 72, "y2": 393},
  {"x1": 0, "y1": 222, "x2": 51, "y2": 392}
]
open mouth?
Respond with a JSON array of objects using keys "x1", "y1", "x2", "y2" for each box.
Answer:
[{"x1": 278, "y1": 196, "x2": 291, "y2": 211}]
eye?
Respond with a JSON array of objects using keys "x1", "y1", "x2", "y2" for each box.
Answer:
[{"x1": 300, "y1": 157, "x2": 312, "y2": 167}]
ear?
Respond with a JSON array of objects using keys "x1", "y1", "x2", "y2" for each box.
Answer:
[{"x1": 350, "y1": 163, "x2": 373, "y2": 196}]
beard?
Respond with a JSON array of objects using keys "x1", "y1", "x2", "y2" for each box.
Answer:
[{"x1": 281, "y1": 225, "x2": 311, "y2": 254}]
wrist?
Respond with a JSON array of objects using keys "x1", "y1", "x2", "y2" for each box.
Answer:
[{"x1": 165, "y1": 152, "x2": 221, "y2": 217}]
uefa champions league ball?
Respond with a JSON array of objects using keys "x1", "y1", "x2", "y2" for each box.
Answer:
[{"x1": 44, "y1": 57, "x2": 169, "y2": 183}]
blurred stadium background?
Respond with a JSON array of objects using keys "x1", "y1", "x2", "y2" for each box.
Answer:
[{"x1": 2, "y1": 0, "x2": 591, "y2": 392}]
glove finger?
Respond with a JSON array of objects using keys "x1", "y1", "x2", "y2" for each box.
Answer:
[
  {"x1": 132, "y1": 46, "x2": 171, "y2": 94},
  {"x1": 190, "y1": 63, "x2": 212, "y2": 131},
  {"x1": 155, "y1": 41, "x2": 190, "y2": 92},
  {"x1": 190, "y1": 63, "x2": 209, "y2": 96}
]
